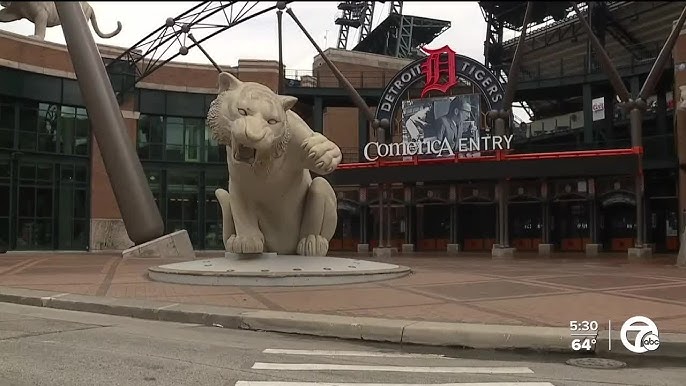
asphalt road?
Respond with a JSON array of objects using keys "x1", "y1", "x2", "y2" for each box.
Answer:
[{"x1": 0, "y1": 302, "x2": 684, "y2": 386}]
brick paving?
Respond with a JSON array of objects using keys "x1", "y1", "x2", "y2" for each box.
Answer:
[{"x1": 1, "y1": 251, "x2": 686, "y2": 332}]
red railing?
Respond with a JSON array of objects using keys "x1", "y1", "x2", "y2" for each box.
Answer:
[{"x1": 336, "y1": 147, "x2": 641, "y2": 170}]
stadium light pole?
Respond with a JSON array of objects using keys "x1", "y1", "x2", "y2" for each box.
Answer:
[{"x1": 573, "y1": 2, "x2": 686, "y2": 259}]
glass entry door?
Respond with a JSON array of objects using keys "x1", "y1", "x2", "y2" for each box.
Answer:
[
  {"x1": 509, "y1": 202, "x2": 542, "y2": 251},
  {"x1": 458, "y1": 203, "x2": 496, "y2": 251},
  {"x1": 6, "y1": 158, "x2": 89, "y2": 251},
  {"x1": 165, "y1": 171, "x2": 201, "y2": 246},
  {"x1": 417, "y1": 204, "x2": 450, "y2": 251},
  {"x1": 0, "y1": 158, "x2": 9, "y2": 250},
  {"x1": 649, "y1": 197, "x2": 679, "y2": 252},
  {"x1": 551, "y1": 201, "x2": 590, "y2": 251},
  {"x1": 15, "y1": 161, "x2": 55, "y2": 250}
]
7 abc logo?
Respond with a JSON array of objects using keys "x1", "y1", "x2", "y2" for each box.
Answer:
[{"x1": 620, "y1": 316, "x2": 660, "y2": 354}]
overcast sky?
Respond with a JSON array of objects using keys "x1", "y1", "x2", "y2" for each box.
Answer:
[{"x1": 0, "y1": 1, "x2": 515, "y2": 71}]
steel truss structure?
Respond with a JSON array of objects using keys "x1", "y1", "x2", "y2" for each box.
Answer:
[
  {"x1": 106, "y1": 1, "x2": 293, "y2": 99},
  {"x1": 334, "y1": 1, "x2": 403, "y2": 50},
  {"x1": 335, "y1": 1, "x2": 376, "y2": 49},
  {"x1": 499, "y1": 2, "x2": 668, "y2": 58}
]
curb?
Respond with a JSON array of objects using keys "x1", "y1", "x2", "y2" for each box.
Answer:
[{"x1": 1, "y1": 286, "x2": 685, "y2": 358}]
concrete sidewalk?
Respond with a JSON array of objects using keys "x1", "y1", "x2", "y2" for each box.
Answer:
[{"x1": 1, "y1": 251, "x2": 686, "y2": 356}]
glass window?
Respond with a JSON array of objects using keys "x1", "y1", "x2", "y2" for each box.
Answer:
[
  {"x1": 137, "y1": 114, "x2": 165, "y2": 160},
  {"x1": 161, "y1": 116, "x2": 206, "y2": 162},
  {"x1": 74, "y1": 189, "x2": 87, "y2": 220},
  {"x1": 0, "y1": 184, "x2": 8, "y2": 217},
  {"x1": 0, "y1": 161, "x2": 9, "y2": 183},
  {"x1": 60, "y1": 164, "x2": 74, "y2": 182},
  {"x1": 166, "y1": 117, "x2": 184, "y2": 145},
  {"x1": 36, "y1": 163, "x2": 53, "y2": 183},
  {"x1": 0, "y1": 103, "x2": 14, "y2": 149},
  {"x1": 74, "y1": 165, "x2": 87, "y2": 183},
  {"x1": 18, "y1": 106, "x2": 38, "y2": 151},
  {"x1": 166, "y1": 171, "x2": 199, "y2": 246},
  {"x1": 37, "y1": 104, "x2": 58, "y2": 153},
  {"x1": 165, "y1": 117, "x2": 185, "y2": 161},
  {"x1": 144, "y1": 169, "x2": 163, "y2": 214},
  {"x1": 69, "y1": 107, "x2": 90, "y2": 156},
  {"x1": 166, "y1": 92, "x2": 205, "y2": 117},
  {"x1": 14, "y1": 102, "x2": 70, "y2": 154},
  {"x1": 205, "y1": 124, "x2": 224, "y2": 163},
  {"x1": 18, "y1": 187, "x2": 35, "y2": 217},
  {"x1": 139, "y1": 89, "x2": 166, "y2": 115},
  {"x1": 185, "y1": 118, "x2": 203, "y2": 162},
  {"x1": 19, "y1": 163, "x2": 36, "y2": 181},
  {"x1": 59, "y1": 106, "x2": 77, "y2": 155}
]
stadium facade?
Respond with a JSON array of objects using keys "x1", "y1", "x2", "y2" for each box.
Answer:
[{"x1": 0, "y1": 1, "x2": 684, "y2": 256}]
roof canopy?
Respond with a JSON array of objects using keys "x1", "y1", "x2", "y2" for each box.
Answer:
[{"x1": 479, "y1": 1, "x2": 574, "y2": 30}]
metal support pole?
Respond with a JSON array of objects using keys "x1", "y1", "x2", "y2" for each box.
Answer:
[
  {"x1": 629, "y1": 106, "x2": 646, "y2": 247},
  {"x1": 541, "y1": 201, "x2": 548, "y2": 244},
  {"x1": 363, "y1": 205, "x2": 368, "y2": 244},
  {"x1": 639, "y1": 5, "x2": 686, "y2": 101},
  {"x1": 572, "y1": 2, "x2": 631, "y2": 103},
  {"x1": 386, "y1": 184, "x2": 391, "y2": 247},
  {"x1": 498, "y1": 180, "x2": 509, "y2": 248},
  {"x1": 378, "y1": 184, "x2": 384, "y2": 248},
  {"x1": 492, "y1": 116, "x2": 508, "y2": 248},
  {"x1": 407, "y1": 204, "x2": 413, "y2": 245},
  {"x1": 187, "y1": 34, "x2": 222, "y2": 73},
  {"x1": 502, "y1": 2, "x2": 534, "y2": 108},
  {"x1": 55, "y1": 2, "x2": 164, "y2": 245},
  {"x1": 277, "y1": 8, "x2": 284, "y2": 95}
]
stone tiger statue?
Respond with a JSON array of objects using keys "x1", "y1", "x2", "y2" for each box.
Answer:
[
  {"x1": 0, "y1": 1, "x2": 122, "y2": 40},
  {"x1": 208, "y1": 72, "x2": 342, "y2": 256}
]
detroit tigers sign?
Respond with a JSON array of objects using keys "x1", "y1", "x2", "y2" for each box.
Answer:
[{"x1": 374, "y1": 46, "x2": 506, "y2": 128}]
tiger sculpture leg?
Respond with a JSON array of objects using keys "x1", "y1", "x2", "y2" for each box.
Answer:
[
  {"x1": 216, "y1": 176, "x2": 337, "y2": 257},
  {"x1": 297, "y1": 177, "x2": 337, "y2": 256}
]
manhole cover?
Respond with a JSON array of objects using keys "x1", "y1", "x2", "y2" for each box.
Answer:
[{"x1": 566, "y1": 358, "x2": 627, "y2": 369}]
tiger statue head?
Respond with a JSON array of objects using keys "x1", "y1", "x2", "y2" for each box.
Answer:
[{"x1": 207, "y1": 72, "x2": 297, "y2": 172}]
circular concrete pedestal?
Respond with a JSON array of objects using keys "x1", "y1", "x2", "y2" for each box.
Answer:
[{"x1": 147, "y1": 253, "x2": 411, "y2": 286}]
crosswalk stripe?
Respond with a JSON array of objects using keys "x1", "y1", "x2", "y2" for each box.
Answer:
[
  {"x1": 235, "y1": 382, "x2": 555, "y2": 386},
  {"x1": 262, "y1": 349, "x2": 448, "y2": 358},
  {"x1": 251, "y1": 363, "x2": 535, "y2": 374}
]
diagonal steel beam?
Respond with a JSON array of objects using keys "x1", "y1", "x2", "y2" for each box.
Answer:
[
  {"x1": 187, "y1": 33, "x2": 223, "y2": 73},
  {"x1": 284, "y1": 5, "x2": 378, "y2": 128},
  {"x1": 640, "y1": 4, "x2": 686, "y2": 100},
  {"x1": 572, "y1": 2, "x2": 631, "y2": 103},
  {"x1": 503, "y1": 1, "x2": 534, "y2": 109}
]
